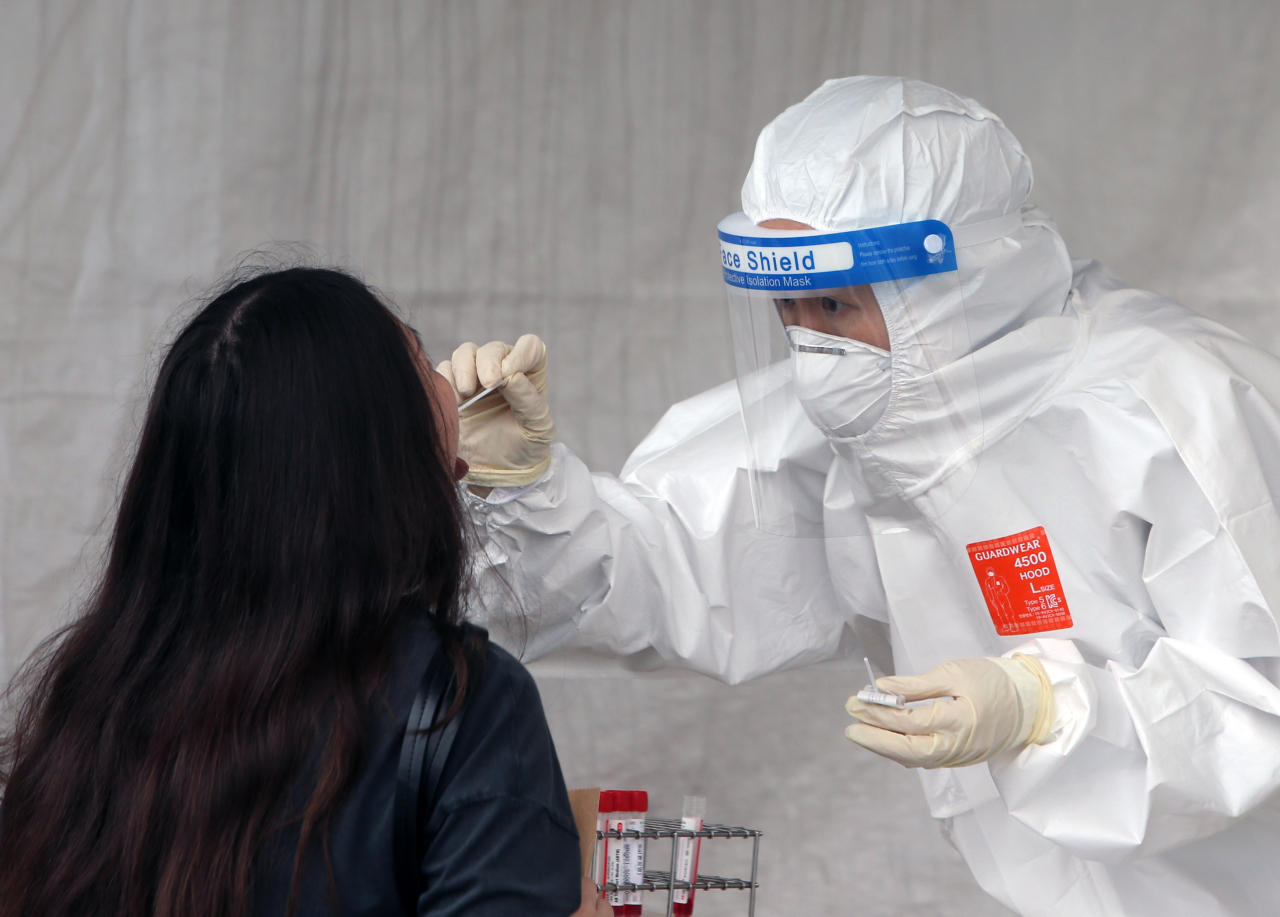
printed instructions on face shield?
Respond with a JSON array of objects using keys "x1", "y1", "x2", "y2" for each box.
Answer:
[{"x1": 966, "y1": 526, "x2": 1072, "y2": 636}]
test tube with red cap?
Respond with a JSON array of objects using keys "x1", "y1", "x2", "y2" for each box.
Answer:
[
  {"x1": 595, "y1": 791, "x2": 614, "y2": 900},
  {"x1": 624, "y1": 791, "x2": 648, "y2": 916},
  {"x1": 603, "y1": 792, "x2": 626, "y2": 915},
  {"x1": 604, "y1": 794, "x2": 624, "y2": 911}
]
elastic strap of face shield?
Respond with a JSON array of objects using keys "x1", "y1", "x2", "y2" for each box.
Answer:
[{"x1": 951, "y1": 210, "x2": 1023, "y2": 248}]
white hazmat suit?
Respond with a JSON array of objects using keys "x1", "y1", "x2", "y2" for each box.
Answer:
[{"x1": 461, "y1": 77, "x2": 1280, "y2": 916}]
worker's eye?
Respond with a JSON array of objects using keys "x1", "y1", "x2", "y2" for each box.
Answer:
[
  {"x1": 821, "y1": 297, "x2": 846, "y2": 314},
  {"x1": 775, "y1": 298, "x2": 796, "y2": 309}
]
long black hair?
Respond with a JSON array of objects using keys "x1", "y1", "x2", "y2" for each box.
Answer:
[{"x1": 0, "y1": 266, "x2": 471, "y2": 917}]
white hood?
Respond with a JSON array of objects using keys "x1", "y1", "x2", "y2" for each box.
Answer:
[{"x1": 742, "y1": 76, "x2": 1077, "y2": 498}]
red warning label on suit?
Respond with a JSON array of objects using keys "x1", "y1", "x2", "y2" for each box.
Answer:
[{"x1": 966, "y1": 526, "x2": 1072, "y2": 636}]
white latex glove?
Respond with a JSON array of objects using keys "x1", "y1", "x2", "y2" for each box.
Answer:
[
  {"x1": 844, "y1": 654, "x2": 1054, "y2": 769},
  {"x1": 437, "y1": 334, "x2": 555, "y2": 488}
]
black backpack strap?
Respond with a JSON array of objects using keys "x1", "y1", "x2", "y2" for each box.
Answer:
[{"x1": 393, "y1": 641, "x2": 465, "y2": 914}]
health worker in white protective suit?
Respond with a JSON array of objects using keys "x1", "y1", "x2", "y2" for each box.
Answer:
[{"x1": 439, "y1": 76, "x2": 1280, "y2": 917}]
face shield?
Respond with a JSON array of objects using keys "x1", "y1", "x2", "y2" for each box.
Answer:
[{"x1": 719, "y1": 212, "x2": 983, "y2": 536}]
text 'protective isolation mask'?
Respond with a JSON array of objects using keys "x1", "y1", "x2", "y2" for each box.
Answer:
[{"x1": 719, "y1": 212, "x2": 980, "y2": 536}]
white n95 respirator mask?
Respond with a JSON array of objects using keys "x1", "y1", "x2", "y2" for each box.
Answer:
[{"x1": 787, "y1": 326, "x2": 892, "y2": 438}]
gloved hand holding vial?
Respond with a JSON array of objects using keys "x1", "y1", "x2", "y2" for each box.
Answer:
[{"x1": 848, "y1": 655, "x2": 1052, "y2": 768}]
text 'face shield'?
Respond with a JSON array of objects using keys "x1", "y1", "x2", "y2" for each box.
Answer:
[{"x1": 719, "y1": 213, "x2": 983, "y2": 536}]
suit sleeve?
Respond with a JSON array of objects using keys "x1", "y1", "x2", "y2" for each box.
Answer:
[
  {"x1": 989, "y1": 391, "x2": 1280, "y2": 863},
  {"x1": 466, "y1": 381, "x2": 885, "y2": 684}
]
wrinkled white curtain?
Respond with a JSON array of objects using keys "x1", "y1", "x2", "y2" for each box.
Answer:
[{"x1": 4, "y1": 2, "x2": 1280, "y2": 914}]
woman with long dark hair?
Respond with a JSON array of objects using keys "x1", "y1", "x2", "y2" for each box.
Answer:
[{"x1": 0, "y1": 267, "x2": 592, "y2": 916}]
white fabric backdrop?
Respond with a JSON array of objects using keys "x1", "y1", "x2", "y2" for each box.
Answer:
[{"x1": 5, "y1": 2, "x2": 1280, "y2": 914}]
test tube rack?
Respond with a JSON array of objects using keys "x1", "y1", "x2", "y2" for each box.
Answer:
[{"x1": 595, "y1": 818, "x2": 762, "y2": 917}]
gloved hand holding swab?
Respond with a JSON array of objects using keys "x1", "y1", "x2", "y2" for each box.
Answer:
[{"x1": 437, "y1": 335, "x2": 555, "y2": 487}]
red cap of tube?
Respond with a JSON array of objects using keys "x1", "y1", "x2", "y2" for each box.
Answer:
[
  {"x1": 631, "y1": 790, "x2": 648, "y2": 812},
  {"x1": 599, "y1": 790, "x2": 615, "y2": 813}
]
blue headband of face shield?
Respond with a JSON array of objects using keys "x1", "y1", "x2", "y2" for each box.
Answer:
[{"x1": 716, "y1": 212, "x2": 958, "y2": 291}]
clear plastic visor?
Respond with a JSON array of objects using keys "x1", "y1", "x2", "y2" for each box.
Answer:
[{"x1": 720, "y1": 213, "x2": 981, "y2": 537}]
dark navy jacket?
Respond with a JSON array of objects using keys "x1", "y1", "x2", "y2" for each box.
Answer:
[{"x1": 253, "y1": 617, "x2": 581, "y2": 916}]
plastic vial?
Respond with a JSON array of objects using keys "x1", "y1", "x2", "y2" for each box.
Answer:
[
  {"x1": 624, "y1": 791, "x2": 648, "y2": 916},
  {"x1": 595, "y1": 791, "x2": 614, "y2": 900},
  {"x1": 672, "y1": 796, "x2": 705, "y2": 916},
  {"x1": 856, "y1": 657, "x2": 954, "y2": 709},
  {"x1": 857, "y1": 656, "x2": 907, "y2": 708},
  {"x1": 604, "y1": 792, "x2": 627, "y2": 915}
]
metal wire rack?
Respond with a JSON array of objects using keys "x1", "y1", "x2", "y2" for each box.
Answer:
[{"x1": 595, "y1": 817, "x2": 762, "y2": 917}]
